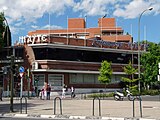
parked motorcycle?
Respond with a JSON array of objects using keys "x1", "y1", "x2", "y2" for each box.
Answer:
[
  {"x1": 113, "y1": 90, "x2": 124, "y2": 101},
  {"x1": 126, "y1": 89, "x2": 134, "y2": 101},
  {"x1": 114, "y1": 89, "x2": 134, "y2": 101}
]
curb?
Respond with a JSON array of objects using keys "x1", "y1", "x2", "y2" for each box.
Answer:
[{"x1": 0, "y1": 113, "x2": 157, "y2": 120}]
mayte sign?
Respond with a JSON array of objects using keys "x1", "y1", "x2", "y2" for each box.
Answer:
[{"x1": 19, "y1": 35, "x2": 48, "y2": 44}]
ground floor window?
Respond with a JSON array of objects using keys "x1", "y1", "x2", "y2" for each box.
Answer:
[
  {"x1": 33, "y1": 74, "x2": 45, "y2": 89},
  {"x1": 48, "y1": 74, "x2": 64, "y2": 90},
  {"x1": 111, "y1": 74, "x2": 125, "y2": 83},
  {"x1": 69, "y1": 74, "x2": 99, "y2": 84},
  {"x1": 69, "y1": 73, "x2": 125, "y2": 84}
]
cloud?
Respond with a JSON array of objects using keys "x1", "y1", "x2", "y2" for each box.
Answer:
[
  {"x1": 0, "y1": 0, "x2": 75, "y2": 24},
  {"x1": 1, "y1": 0, "x2": 160, "y2": 25},
  {"x1": 31, "y1": 25, "x2": 39, "y2": 29},
  {"x1": 113, "y1": 0, "x2": 155, "y2": 19},
  {"x1": 1, "y1": 0, "x2": 160, "y2": 37},
  {"x1": 0, "y1": 0, "x2": 75, "y2": 35},
  {"x1": 41, "y1": 24, "x2": 63, "y2": 30},
  {"x1": 73, "y1": 0, "x2": 117, "y2": 16}
]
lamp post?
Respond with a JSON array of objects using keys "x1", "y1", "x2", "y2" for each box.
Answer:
[
  {"x1": 138, "y1": 7, "x2": 153, "y2": 93},
  {"x1": 101, "y1": 14, "x2": 107, "y2": 39}
]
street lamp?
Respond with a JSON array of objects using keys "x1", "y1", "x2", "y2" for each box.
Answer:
[
  {"x1": 138, "y1": 7, "x2": 153, "y2": 93},
  {"x1": 101, "y1": 14, "x2": 107, "y2": 39}
]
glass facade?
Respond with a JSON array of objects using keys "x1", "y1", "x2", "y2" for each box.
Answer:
[
  {"x1": 33, "y1": 74, "x2": 45, "y2": 89},
  {"x1": 33, "y1": 48, "x2": 137, "y2": 64},
  {"x1": 48, "y1": 74, "x2": 64, "y2": 90},
  {"x1": 69, "y1": 73, "x2": 125, "y2": 84}
]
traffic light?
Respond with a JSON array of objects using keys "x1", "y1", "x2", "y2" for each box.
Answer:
[
  {"x1": 34, "y1": 75, "x2": 39, "y2": 85},
  {"x1": 2, "y1": 66, "x2": 8, "y2": 75}
]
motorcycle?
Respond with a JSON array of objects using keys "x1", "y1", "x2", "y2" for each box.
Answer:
[
  {"x1": 126, "y1": 89, "x2": 134, "y2": 101},
  {"x1": 114, "y1": 89, "x2": 134, "y2": 101},
  {"x1": 113, "y1": 90, "x2": 124, "y2": 101}
]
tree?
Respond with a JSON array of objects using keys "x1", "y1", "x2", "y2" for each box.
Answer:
[
  {"x1": 121, "y1": 61, "x2": 138, "y2": 91},
  {"x1": 0, "y1": 12, "x2": 5, "y2": 49},
  {"x1": 141, "y1": 42, "x2": 160, "y2": 90},
  {"x1": 98, "y1": 60, "x2": 112, "y2": 88}
]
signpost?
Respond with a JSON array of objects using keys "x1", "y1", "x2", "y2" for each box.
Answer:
[{"x1": 19, "y1": 66, "x2": 25, "y2": 98}]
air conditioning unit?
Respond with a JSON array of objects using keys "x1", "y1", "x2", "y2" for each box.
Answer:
[{"x1": 32, "y1": 62, "x2": 38, "y2": 70}]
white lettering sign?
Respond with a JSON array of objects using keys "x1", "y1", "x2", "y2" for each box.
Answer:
[{"x1": 19, "y1": 35, "x2": 48, "y2": 44}]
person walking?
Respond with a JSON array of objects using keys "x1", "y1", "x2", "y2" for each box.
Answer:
[
  {"x1": 62, "y1": 87, "x2": 66, "y2": 98},
  {"x1": 41, "y1": 86, "x2": 45, "y2": 100},
  {"x1": 46, "y1": 84, "x2": 51, "y2": 100},
  {"x1": 71, "y1": 86, "x2": 75, "y2": 98},
  {"x1": 0, "y1": 88, "x2": 3, "y2": 101}
]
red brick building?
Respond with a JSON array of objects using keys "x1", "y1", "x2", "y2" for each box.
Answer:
[
  {"x1": 1, "y1": 18, "x2": 143, "y2": 95},
  {"x1": 28, "y1": 18, "x2": 132, "y2": 42}
]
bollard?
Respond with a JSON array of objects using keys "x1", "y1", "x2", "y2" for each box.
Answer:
[
  {"x1": 53, "y1": 97, "x2": 62, "y2": 115},
  {"x1": 132, "y1": 98, "x2": 135, "y2": 117},
  {"x1": 20, "y1": 97, "x2": 27, "y2": 114},
  {"x1": 132, "y1": 96, "x2": 142, "y2": 118},
  {"x1": 139, "y1": 96, "x2": 142, "y2": 117},
  {"x1": 92, "y1": 97, "x2": 101, "y2": 116}
]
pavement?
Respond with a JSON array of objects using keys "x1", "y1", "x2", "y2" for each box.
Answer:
[{"x1": 0, "y1": 95, "x2": 160, "y2": 120}]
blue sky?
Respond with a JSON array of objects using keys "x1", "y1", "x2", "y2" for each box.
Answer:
[{"x1": 0, "y1": 0, "x2": 160, "y2": 44}]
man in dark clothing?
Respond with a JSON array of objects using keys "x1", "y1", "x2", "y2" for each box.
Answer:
[
  {"x1": 46, "y1": 84, "x2": 51, "y2": 100},
  {"x1": 71, "y1": 86, "x2": 75, "y2": 98},
  {"x1": 0, "y1": 88, "x2": 3, "y2": 101}
]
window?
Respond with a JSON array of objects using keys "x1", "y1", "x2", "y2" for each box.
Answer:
[
  {"x1": 83, "y1": 74, "x2": 94, "y2": 83},
  {"x1": 70, "y1": 74, "x2": 99, "y2": 84},
  {"x1": 48, "y1": 74, "x2": 64, "y2": 90},
  {"x1": 33, "y1": 74, "x2": 45, "y2": 88}
]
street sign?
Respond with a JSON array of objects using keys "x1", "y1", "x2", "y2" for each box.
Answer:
[
  {"x1": 19, "y1": 66, "x2": 25, "y2": 73},
  {"x1": 19, "y1": 72, "x2": 24, "y2": 78}
]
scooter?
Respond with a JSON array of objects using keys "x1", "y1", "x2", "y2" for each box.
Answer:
[
  {"x1": 126, "y1": 89, "x2": 134, "y2": 101},
  {"x1": 113, "y1": 90, "x2": 124, "y2": 101},
  {"x1": 114, "y1": 89, "x2": 134, "y2": 101}
]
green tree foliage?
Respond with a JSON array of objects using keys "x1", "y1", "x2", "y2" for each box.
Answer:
[
  {"x1": 0, "y1": 12, "x2": 5, "y2": 49},
  {"x1": 121, "y1": 61, "x2": 138, "y2": 90},
  {"x1": 141, "y1": 42, "x2": 160, "y2": 89},
  {"x1": 98, "y1": 60, "x2": 112, "y2": 85}
]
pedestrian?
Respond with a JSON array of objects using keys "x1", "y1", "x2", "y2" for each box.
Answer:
[
  {"x1": 31, "y1": 85, "x2": 35, "y2": 97},
  {"x1": 0, "y1": 88, "x2": 3, "y2": 101},
  {"x1": 46, "y1": 84, "x2": 51, "y2": 100},
  {"x1": 62, "y1": 87, "x2": 66, "y2": 98},
  {"x1": 41, "y1": 86, "x2": 45, "y2": 100},
  {"x1": 35, "y1": 86, "x2": 38, "y2": 97},
  {"x1": 71, "y1": 86, "x2": 75, "y2": 98}
]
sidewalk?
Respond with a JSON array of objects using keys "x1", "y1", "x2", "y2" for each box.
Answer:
[{"x1": 0, "y1": 96, "x2": 160, "y2": 120}]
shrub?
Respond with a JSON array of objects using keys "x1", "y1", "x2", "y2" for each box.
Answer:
[
  {"x1": 87, "y1": 92, "x2": 114, "y2": 98},
  {"x1": 141, "y1": 89, "x2": 159, "y2": 96}
]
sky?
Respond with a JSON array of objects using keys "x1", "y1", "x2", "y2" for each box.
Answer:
[{"x1": 0, "y1": 0, "x2": 160, "y2": 44}]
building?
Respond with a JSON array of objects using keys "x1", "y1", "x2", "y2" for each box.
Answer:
[
  {"x1": 1, "y1": 18, "x2": 146, "y2": 95},
  {"x1": 28, "y1": 18, "x2": 132, "y2": 42}
]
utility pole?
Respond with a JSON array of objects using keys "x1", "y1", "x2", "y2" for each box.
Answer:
[{"x1": 10, "y1": 55, "x2": 14, "y2": 112}]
